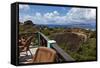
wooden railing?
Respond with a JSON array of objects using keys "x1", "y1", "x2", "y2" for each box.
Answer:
[
  {"x1": 38, "y1": 32, "x2": 49, "y2": 47},
  {"x1": 38, "y1": 32, "x2": 75, "y2": 62},
  {"x1": 51, "y1": 43, "x2": 75, "y2": 62}
]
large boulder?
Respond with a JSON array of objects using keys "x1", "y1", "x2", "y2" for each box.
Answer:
[
  {"x1": 51, "y1": 32, "x2": 83, "y2": 52},
  {"x1": 24, "y1": 20, "x2": 35, "y2": 26}
]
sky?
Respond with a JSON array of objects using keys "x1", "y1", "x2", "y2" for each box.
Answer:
[{"x1": 19, "y1": 4, "x2": 96, "y2": 25}]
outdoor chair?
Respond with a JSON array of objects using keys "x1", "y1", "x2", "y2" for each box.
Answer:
[
  {"x1": 23, "y1": 47, "x2": 56, "y2": 64},
  {"x1": 19, "y1": 36, "x2": 33, "y2": 56}
]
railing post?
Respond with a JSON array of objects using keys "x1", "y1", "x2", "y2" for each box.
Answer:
[
  {"x1": 47, "y1": 40, "x2": 56, "y2": 48},
  {"x1": 38, "y1": 32, "x2": 40, "y2": 47}
]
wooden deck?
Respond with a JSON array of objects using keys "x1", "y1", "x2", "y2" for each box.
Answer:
[
  {"x1": 19, "y1": 32, "x2": 75, "y2": 64},
  {"x1": 19, "y1": 47, "x2": 37, "y2": 64}
]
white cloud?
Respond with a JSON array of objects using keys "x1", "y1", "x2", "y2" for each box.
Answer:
[
  {"x1": 44, "y1": 11, "x2": 59, "y2": 19},
  {"x1": 19, "y1": 5, "x2": 30, "y2": 10},
  {"x1": 19, "y1": 8, "x2": 96, "y2": 25},
  {"x1": 85, "y1": 9, "x2": 96, "y2": 20},
  {"x1": 35, "y1": 12, "x2": 42, "y2": 17},
  {"x1": 66, "y1": 8, "x2": 96, "y2": 23},
  {"x1": 43, "y1": 11, "x2": 67, "y2": 24},
  {"x1": 53, "y1": 11, "x2": 59, "y2": 15},
  {"x1": 33, "y1": 12, "x2": 48, "y2": 24},
  {"x1": 19, "y1": 15, "x2": 33, "y2": 23}
]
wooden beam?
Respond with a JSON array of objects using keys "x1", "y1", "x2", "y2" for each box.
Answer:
[{"x1": 51, "y1": 43, "x2": 75, "y2": 61}]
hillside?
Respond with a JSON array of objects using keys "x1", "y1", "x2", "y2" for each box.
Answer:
[
  {"x1": 19, "y1": 20, "x2": 38, "y2": 33},
  {"x1": 19, "y1": 20, "x2": 96, "y2": 61},
  {"x1": 49, "y1": 29, "x2": 96, "y2": 61}
]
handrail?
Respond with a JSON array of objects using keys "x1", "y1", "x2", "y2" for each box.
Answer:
[
  {"x1": 38, "y1": 32, "x2": 75, "y2": 61},
  {"x1": 38, "y1": 32, "x2": 49, "y2": 47},
  {"x1": 19, "y1": 32, "x2": 37, "y2": 35},
  {"x1": 51, "y1": 43, "x2": 75, "y2": 61},
  {"x1": 38, "y1": 32, "x2": 49, "y2": 41}
]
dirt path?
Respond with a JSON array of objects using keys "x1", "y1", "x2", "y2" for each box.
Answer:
[{"x1": 72, "y1": 32, "x2": 87, "y2": 42}]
